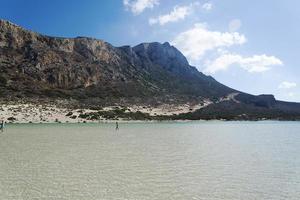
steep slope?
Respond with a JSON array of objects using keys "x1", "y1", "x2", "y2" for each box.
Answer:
[
  {"x1": 1, "y1": 19, "x2": 300, "y2": 120},
  {"x1": 0, "y1": 19, "x2": 233, "y2": 105}
]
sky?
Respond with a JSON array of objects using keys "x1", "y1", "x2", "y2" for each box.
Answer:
[{"x1": 1, "y1": 0, "x2": 299, "y2": 102}]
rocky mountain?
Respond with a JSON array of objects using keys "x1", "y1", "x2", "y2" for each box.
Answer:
[{"x1": 1, "y1": 19, "x2": 300, "y2": 120}]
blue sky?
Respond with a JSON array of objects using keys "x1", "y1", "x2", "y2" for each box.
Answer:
[{"x1": 1, "y1": 0, "x2": 299, "y2": 102}]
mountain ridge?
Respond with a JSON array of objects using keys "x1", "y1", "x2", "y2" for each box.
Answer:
[{"x1": 1, "y1": 19, "x2": 300, "y2": 120}]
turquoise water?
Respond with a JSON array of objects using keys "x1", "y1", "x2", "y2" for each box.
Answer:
[{"x1": 0, "y1": 121, "x2": 300, "y2": 199}]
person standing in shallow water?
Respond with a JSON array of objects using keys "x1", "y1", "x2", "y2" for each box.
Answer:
[
  {"x1": 0, "y1": 120, "x2": 4, "y2": 132},
  {"x1": 116, "y1": 122, "x2": 119, "y2": 130}
]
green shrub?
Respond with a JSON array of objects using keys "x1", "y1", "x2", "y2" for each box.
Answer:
[
  {"x1": 0, "y1": 76, "x2": 7, "y2": 86},
  {"x1": 7, "y1": 117, "x2": 16, "y2": 121}
]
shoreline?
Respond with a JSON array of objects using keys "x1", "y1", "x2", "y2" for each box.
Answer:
[
  {"x1": 1, "y1": 103, "x2": 300, "y2": 124},
  {"x1": 3, "y1": 119, "x2": 300, "y2": 125}
]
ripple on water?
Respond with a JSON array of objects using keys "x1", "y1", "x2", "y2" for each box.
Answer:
[{"x1": 0, "y1": 122, "x2": 300, "y2": 199}]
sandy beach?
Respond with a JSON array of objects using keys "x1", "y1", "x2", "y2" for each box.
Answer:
[
  {"x1": 0, "y1": 101, "x2": 212, "y2": 123},
  {"x1": 0, "y1": 93, "x2": 244, "y2": 123}
]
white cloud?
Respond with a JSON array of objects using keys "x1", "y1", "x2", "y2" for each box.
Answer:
[
  {"x1": 279, "y1": 81, "x2": 297, "y2": 89},
  {"x1": 149, "y1": 5, "x2": 191, "y2": 26},
  {"x1": 288, "y1": 92, "x2": 296, "y2": 97},
  {"x1": 202, "y1": 2, "x2": 213, "y2": 11},
  {"x1": 123, "y1": 0, "x2": 159, "y2": 15},
  {"x1": 172, "y1": 23, "x2": 247, "y2": 61},
  {"x1": 229, "y1": 19, "x2": 242, "y2": 32},
  {"x1": 204, "y1": 53, "x2": 283, "y2": 74}
]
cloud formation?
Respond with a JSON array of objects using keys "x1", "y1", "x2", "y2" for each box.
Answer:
[
  {"x1": 172, "y1": 23, "x2": 246, "y2": 61},
  {"x1": 204, "y1": 53, "x2": 283, "y2": 74},
  {"x1": 279, "y1": 81, "x2": 297, "y2": 89},
  {"x1": 202, "y1": 2, "x2": 213, "y2": 11},
  {"x1": 288, "y1": 92, "x2": 296, "y2": 97},
  {"x1": 123, "y1": 0, "x2": 159, "y2": 15},
  {"x1": 149, "y1": 5, "x2": 191, "y2": 25}
]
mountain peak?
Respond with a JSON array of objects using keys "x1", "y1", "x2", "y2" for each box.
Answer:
[
  {"x1": 163, "y1": 42, "x2": 171, "y2": 46},
  {"x1": 0, "y1": 19, "x2": 36, "y2": 35},
  {"x1": 0, "y1": 19, "x2": 19, "y2": 28},
  {"x1": 133, "y1": 41, "x2": 189, "y2": 68}
]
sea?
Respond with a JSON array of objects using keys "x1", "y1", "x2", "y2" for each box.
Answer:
[{"x1": 0, "y1": 121, "x2": 299, "y2": 199}]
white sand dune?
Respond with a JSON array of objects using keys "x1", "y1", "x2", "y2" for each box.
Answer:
[{"x1": 0, "y1": 100, "x2": 212, "y2": 123}]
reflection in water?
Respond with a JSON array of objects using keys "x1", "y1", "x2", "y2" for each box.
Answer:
[{"x1": 0, "y1": 122, "x2": 300, "y2": 199}]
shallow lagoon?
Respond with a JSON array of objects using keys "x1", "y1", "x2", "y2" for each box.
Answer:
[{"x1": 0, "y1": 121, "x2": 300, "y2": 199}]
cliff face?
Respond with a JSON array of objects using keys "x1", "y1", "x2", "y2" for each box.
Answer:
[
  {"x1": 1, "y1": 19, "x2": 300, "y2": 120},
  {"x1": 0, "y1": 19, "x2": 233, "y2": 103}
]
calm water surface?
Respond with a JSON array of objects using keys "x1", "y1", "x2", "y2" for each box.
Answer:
[{"x1": 0, "y1": 121, "x2": 300, "y2": 200}]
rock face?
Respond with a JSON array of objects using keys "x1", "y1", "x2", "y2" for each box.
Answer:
[
  {"x1": 1, "y1": 19, "x2": 300, "y2": 120},
  {"x1": 0, "y1": 19, "x2": 232, "y2": 102}
]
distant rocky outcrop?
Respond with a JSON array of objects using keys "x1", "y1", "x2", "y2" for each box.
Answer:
[{"x1": 1, "y1": 19, "x2": 300, "y2": 120}]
